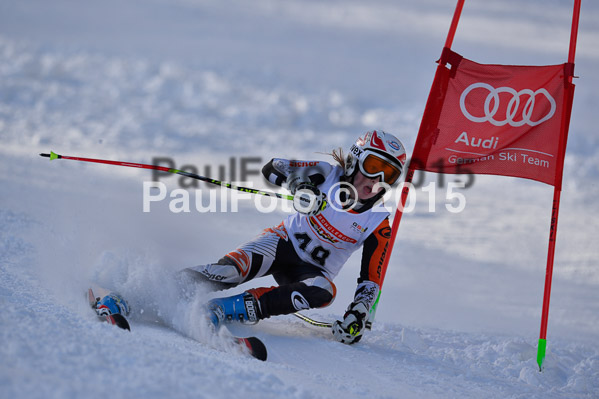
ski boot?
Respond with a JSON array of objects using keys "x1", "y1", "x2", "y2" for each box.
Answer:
[
  {"x1": 94, "y1": 292, "x2": 131, "y2": 317},
  {"x1": 206, "y1": 291, "x2": 261, "y2": 330}
]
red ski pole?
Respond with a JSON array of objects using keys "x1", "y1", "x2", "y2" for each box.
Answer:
[{"x1": 40, "y1": 151, "x2": 294, "y2": 202}]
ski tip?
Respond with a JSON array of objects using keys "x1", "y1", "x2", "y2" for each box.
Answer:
[
  {"x1": 87, "y1": 288, "x2": 97, "y2": 308},
  {"x1": 39, "y1": 151, "x2": 59, "y2": 160},
  {"x1": 109, "y1": 314, "x2": 131, "y2": 331},
  {"x1": 240, "y1": 337, "x2": 267, "y2": 361}
]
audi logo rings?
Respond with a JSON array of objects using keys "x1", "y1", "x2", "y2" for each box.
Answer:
[{"x1": 459, "y1": 82, "x2": 556, "y2": 127}]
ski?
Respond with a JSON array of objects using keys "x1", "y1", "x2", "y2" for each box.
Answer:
[
  {"x1": 235, "y1": 336, "x2": 267, "y2": 361},
  {"x1": 88, "y1": 288, "x2": 131, "y2": 331}
]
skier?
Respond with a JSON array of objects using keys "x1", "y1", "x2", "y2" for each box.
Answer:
[{"x1": 182, "y1": 130, "x2": 407, "y2": 344}]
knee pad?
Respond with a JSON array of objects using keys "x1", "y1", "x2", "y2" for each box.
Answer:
[
  {"x1": 299, "y1": 276, "x2": 337, "y2": 308},
  {"x1": 254, "y1": 278, "x2": 337, "y2": 318}
]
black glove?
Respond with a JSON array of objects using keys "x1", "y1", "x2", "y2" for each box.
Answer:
[
  {"x1": 292, "y1": 182, "x2": 326, "y2": 217},
  {"x1": 331, "y1": 301, "x2": 368, "y2": 344}
]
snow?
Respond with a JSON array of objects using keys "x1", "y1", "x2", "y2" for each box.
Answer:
[{"x1": 1, "y1": 0, "x2": 598, "y2": 398}]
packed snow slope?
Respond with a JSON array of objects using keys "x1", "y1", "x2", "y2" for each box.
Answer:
[{"x1": 1, "y1": 0, "x2": 598, "y2": 398}]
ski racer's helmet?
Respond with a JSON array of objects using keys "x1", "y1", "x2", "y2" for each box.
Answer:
[{"x1": 345, "y1": 130, "x2": 406, "y2": 185}]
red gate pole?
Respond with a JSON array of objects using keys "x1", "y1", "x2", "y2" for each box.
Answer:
[
  {"x1": 444, "y1": 0, "x2": 465, "y2": 49},
  {"x1": 537, "y1": 0, "x2": 581, "y2": 372}
]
